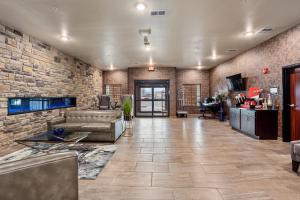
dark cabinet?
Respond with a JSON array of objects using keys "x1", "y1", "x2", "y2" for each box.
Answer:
[{"x1": 230, "y1": 108, "x2": 278, "y2": 140}]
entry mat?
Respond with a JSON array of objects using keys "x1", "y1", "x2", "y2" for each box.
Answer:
[{"x1": 0, "y1": 143, "x2": 116, "y2": 180}]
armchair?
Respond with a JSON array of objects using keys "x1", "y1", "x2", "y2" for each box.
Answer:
[
  {"x1": 0, "y1": 152, "x2": 78, "y2": 200},
  {"x1": 98, "y1": 95, "x2": 111, "y2": 110},
  {"x1": 291, "y1": 140, "x2": 300, "y2": 172}
]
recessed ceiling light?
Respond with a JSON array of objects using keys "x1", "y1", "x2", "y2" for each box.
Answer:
[
  {"x1": 136, "y1": 3, "x2": 146, "y2": 11},
  {"x1": 244, "y1": 31, "x2": 255, "y2": 37},
  {"x1": 197, "y1": 65, "x2": 204, "y2": 70},
  {"x1": 61, "y1": 35, "x2": 69, "y2": 41},
  {"x1": 211, "y1": 51, "x2": 218, "y2": 60},
  {"x1": 210, "y1": 49, "x2": 219, "y2": 60}
]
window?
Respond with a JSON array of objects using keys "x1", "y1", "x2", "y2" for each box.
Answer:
[
  {"x1": 105, "y1": 84, "x2": 122, "y2": 102},
  {"x1": 182, "y1": 84, "x2": 201, "y2": 106},
  {"x1": 8, "y1": 97, "x2": 76, "y2": 115}
]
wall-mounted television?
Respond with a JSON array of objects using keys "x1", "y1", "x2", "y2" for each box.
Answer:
[{"x1": 226, "y1": 74, "x2": 245, "y2": 91}]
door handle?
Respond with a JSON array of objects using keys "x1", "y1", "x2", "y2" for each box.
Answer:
[{"x1": 288, "y1": 104, "x2": 297, "y2": 108}]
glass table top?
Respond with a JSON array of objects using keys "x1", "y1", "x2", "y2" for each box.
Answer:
[{"x1": 16, "y1": 131, "x2": 91, "y2": 143}]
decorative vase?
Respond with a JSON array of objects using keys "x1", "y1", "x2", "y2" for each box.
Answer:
[
  {"x1": 47, "y1": 128, "x2": 65, "y2": 141},
  {"x1": 267, "y1": 94, "x2": 273, "y2": 109},
  {"x1": 123, "y1": 115, "x2": 133, "y2": 137},
  {"x1": 124, "y1": 115, "x2": 131, "y2": 121}
]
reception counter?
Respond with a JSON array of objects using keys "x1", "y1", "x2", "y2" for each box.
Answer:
[{"x1": 229, "y1": 107, "x2": 278, "y2": 140}]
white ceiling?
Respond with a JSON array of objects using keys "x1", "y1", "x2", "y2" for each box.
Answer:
[{"x1": 0, "y1": 0, "x2": 300, "y2": 70}]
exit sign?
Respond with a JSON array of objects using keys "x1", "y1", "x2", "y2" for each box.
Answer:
[{"x1": 148, "y1": 66, "x2": 155, "y2": 71}]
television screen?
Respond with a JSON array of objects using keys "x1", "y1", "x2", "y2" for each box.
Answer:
[{"x1": 226, "y1": 74, "x2": 245, "y2": 91}]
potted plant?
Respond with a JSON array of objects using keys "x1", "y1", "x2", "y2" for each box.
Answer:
[
  {"x1": 216, "y1": 91, "x2": 228, "y2": 121},
  {"x1": 216, "y1": 92, "x2": 228, "y2": 103},
  {"x1": 122, "y1": 99, "x2": 132, "y2": 121}
]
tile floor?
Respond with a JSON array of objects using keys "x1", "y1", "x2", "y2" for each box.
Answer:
[{"x1": 79, "y1": 118, "x2": 300, "y2": 200}]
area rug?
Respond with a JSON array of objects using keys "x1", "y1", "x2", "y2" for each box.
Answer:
[{"x1": 0, "y1": 143, "x2": 117, "y2": 180}]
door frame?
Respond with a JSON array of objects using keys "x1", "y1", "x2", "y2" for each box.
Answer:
[
  {"x1": 282, "y1": 63, "x2": 300, "y2": 142},
  {"x1": 134, "y1": 80, "x2": 170, "y2": 118}
]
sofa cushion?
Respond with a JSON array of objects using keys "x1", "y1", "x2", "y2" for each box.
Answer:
[
  {"x1": 294, "y1": 143, "x2": 300, "y2": 155},
  {"x1": 0, "y1": 152, "x2": 78, "y2": 200},
  {"x1": 53, "y1": 123, "x2": 85, "y2": 131},
  {"x1": 81, "y1": 123, "x2": 111, "y2": 132},
  {"x1": 66, "y1": 110, "x2": 121, "y2": 123}
]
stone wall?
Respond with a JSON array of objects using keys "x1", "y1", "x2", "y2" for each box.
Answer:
[
  {"x1": 0, "y1": 23, "x2": 103, "y2": 147},
  {"x1": 209, "y1": 24, "x2": 300, "y2": 136},
  {"x1": 103, "y1": 70, "x2": 129, "y2": 94}
]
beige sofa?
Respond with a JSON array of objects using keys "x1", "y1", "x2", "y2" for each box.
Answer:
[
  {"x1": 0, "y1": 152, "x2": 78, "y2": 200},
  {"x1": 48, "y1": 110, "x2": 124, "y2": 142}
]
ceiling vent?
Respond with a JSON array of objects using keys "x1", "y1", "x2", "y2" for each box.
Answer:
[
  {"x1": 259, "y1": 27, "x2": 273, "y2": 33},
  {"x1": 151, "y1": 10, "x2": 166, "y2": 16},
  {"x1": 226, "y1": 49, "x2": 238, "y2": 53}
]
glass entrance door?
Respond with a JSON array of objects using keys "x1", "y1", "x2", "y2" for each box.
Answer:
[
  {"x1": 135, "y1": 80, "x2": 169, "y2": 117},
  {"x1": 140, "y1": 87, "x2": 153, "y2": 113}
]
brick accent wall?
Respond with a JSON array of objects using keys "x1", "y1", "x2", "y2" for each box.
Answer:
[
  {"x1": 102, "y1": 68, "x2": 211, "y2": 116},
  {"x1": 210, "y1": 24, "x2": 300, "y2": 136},
  {"x1": 0, "y1": 23, "x2": 103, "y2": 147},
  {"x1": 128, "y1": 67, "x2": 177, "y2": 116},
  {"x1": 103, "y1": 70, "x2": 129, "y2": 94},
  {"x1": 176, "y1": 69, "x2": 210, "y2": 113}
]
